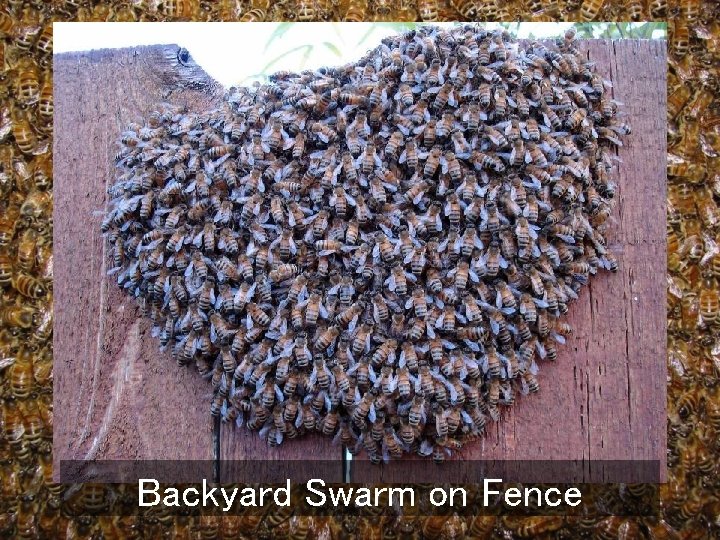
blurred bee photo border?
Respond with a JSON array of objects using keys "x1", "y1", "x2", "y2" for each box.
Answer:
[{"x1": 52, "y1": 22, "x2": 666, "y2": 484}]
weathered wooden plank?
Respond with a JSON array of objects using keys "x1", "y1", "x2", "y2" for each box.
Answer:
[
  {"x1": 351, "y1": 39, "x2": 667, "y2": 483},
  {"x1": 53, "y1": 45, "x2": 342, "y2": 482}
]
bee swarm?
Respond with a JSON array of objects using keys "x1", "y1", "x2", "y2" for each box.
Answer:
[{"x1": 103, "y1": 25, "x2": 628, "y2": 463}]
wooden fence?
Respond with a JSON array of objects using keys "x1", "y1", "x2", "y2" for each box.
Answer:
[{"x1": 54, "y1": 39, "x2": 666, "y2": 483}]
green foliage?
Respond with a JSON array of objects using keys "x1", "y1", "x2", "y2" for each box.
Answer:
[
  {"x1": 241, "y1": 22, "x2": 665, "y2": 84},
  {"x1": 263, "y1": 22, "x2": 294, "y2": 52},
  {"x1": 356, "y1": 22, "x2": 419, "y2": 46}
]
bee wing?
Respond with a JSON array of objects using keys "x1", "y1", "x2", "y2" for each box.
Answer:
[
  {"x1": 0, "y1": 354, "x2": 17, "y2": 370},
  {"x1": 529, "y1": 359, "x2": 539, "y2": 375},
  {"x1": 362, "y1": 362, "x2": 376, "y2": 384},
  {"x1": 408, "y1": 187, "x2": 424, "y2": 206},
  {"x1": 245, "y1": 313, "x2": 255, "y2": 329},
  {"x1": 348, "y1": 314, "x2": 359, "y2": 332},
  {"x1": 453, "y1": 234, "x2": 464, "y2": 252},
  {"x1": 448, "y1": 383, "x2": 459, "y2": 404},
  {"x1": 439, "y1": 156, "x2": 449, "y2": 174},
  {"x1": 368, "y1": 403, "x2": 377, "y2": 424},
  {"x1": 398, "y1": 349, "x2": 408, "y2": 368},
  {"x1": 345, "y1": 361, "x2": 360, "y2": 376}
]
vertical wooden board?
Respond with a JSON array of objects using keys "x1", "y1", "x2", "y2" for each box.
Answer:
[
  {"x1": 604, "y1": 38, "x2": 667, "y2": 470},
  {"x1": 219, "y1": 431, "x2": 344, "y2": 483},
  {"x1": 53, "y1": 45, "x2": 342, "y2": 482},
  {"x1": 53, "y1": 45, "x2": 224, "y2": 478},
  {"x1": 351, "y1": 40, "x2": 666, "y2": 484}
]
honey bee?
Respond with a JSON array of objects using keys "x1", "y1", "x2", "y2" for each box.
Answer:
[
  {"x1": 12, "y1": 226, "x2": 37, "y2": 272},
  {"x1": 648, "y1": 0, "x2": 666, "y2": 16},
  {"x1": 266, "y1": 263, "x2": 298, "y2": 284},
  {"x1": 396, "y1": 137, "x2": 420, "y2": 171},
  {"x1": 0, "y1": 303, "x2": 36, "y2": 330},
  {"x1": 239, "y1": 303, "x2": 266, "y2": 331},
  {"x1": 13, "y1": 273, "x2": 46, "y2": 298},
  {"x1": 20, "y1": 189, "x2": 52, "y2": 222},
  {"x1": 298, "y1": 292, "x2": 324, "y2": 328},
  {"x1": 440, "y1": 151, "x2": 462, "y2": 182},
  {"x1": 699, "y1": 276, "x2": 720, "y2": 326},
  {"x1": 308, "y1": 121, "x2": 337, "y2": 145},
  {"x1": 313, "y1": 324, "x2": 339, "y2": 354},
  {"x1": 14, "y1": 56, "x2": 40, "y2": 106},
  {"x1": 384, "y1": 130, "x2": 404, "y2": 159},
  {"x1": 450, "y1": 0, "x2": 484, "y2": 18},
  {"x1": 394, "y1": 83, "x2": 414, "y2": 108},
  {"x1": 0, "y1": 252, "x2": 13, "y2": 287},
  {"x1": 371, "y1": 339, "x2": 397, "y2": 367},
  {"x1": 4, "y1": 346, "x2": 33, "y2": 399},
  {"x1": 429, "y1": 81, "x2": 457, "y2": 110}
]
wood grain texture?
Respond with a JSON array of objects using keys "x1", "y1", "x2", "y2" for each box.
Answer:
[
  {"x1": 53, "y1": 45, "x2": 342, "y2": 482},
  {"x1": 351, "y1": 40, "x2": 667, "y2": 483}
]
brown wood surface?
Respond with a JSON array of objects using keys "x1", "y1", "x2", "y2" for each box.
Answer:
[
  {"x1": 55, "y1": 40, "x2": 665, "y2": 485},
  {"x1": 352, "y1": 39, "x2": 667, "y2": 483},
  {"x1": 53, "y1": 45, "x2": 343, "y2": 483}
]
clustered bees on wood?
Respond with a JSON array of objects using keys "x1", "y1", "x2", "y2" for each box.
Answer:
[{"x1": 103, "y1": 25, "x2": 628, "y2": 463}]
